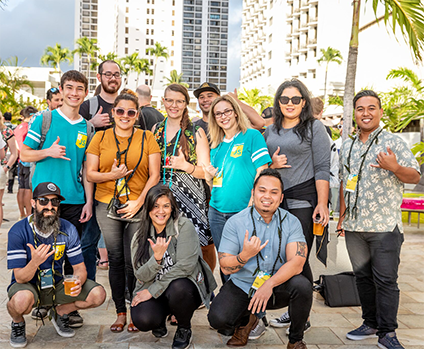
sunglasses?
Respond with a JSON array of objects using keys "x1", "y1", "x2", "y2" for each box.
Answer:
[
  {"x1": 36, "y1": 197, "x2": 61, "y2": 207},
  {"x1": 114, "y1": 107, "x2": 138, "y2": 118},
  {"x1": 279, "y1": 96, "x2": 303, "y2": 105},
  {"x1": 49, "y1": 87, "x2": 59, "y2": 93}
]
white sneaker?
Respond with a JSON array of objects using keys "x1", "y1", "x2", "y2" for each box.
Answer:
[{"x1": 269, "y1": 311, "x2": 290, "y2": 328}]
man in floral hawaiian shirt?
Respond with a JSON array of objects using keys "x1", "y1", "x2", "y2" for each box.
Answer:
[{"x1": 337, "y1": 90, "x2": 421, "y2": 349}]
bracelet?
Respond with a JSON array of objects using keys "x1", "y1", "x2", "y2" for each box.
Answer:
[
  {"x1": 187, "y1": 163, "x2": 196, "y2": 175},
  {"x1": 155, "y1": 258, "x2": 163, "y2": 264},
  {"x1": 236, "y1": 254, "x2": 247, "y2": 265}
]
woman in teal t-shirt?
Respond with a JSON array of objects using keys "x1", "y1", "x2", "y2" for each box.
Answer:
[{"x1": 203, "y1": 95, "x2": 271, "y2": 283}]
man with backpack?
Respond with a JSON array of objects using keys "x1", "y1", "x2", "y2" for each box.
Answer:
[
  {"x1": 78, "y1": 60, "x2": 122, "y2": 283},
  {"x1": 20, "y1": 70, "x2": 95, "y2": 328}
]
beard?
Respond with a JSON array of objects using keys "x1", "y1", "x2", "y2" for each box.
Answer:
[
  {"x1": 101, "y1": 78, "x2": 120, "y2": 94},
  {"x1": 34, "y1": 207, "x2": 61, "y2": 238}
]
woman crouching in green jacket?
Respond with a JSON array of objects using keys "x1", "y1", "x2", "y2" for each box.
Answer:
[{"x1": 130, "y1": 184, "x2": 216, "y2": 349}]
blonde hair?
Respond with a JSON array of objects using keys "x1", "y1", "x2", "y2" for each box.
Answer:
[{"x1": 209, "y1": 95, "x2": 251, "y2": 149}]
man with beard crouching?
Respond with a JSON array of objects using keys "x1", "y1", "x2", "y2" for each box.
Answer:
[{"x1": 6, "y1": 182, "x2": 106, "y2": 348}]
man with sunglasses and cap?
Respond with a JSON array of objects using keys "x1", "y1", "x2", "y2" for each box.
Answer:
[
  {"x1": 193, "y1": 82, "x2": 265, "y2": 138},
  {"x1": 28, "y1": 88, "x2": 63, "y2": 128},
  {"x1": 6, "y1": 182, "x2": 106, "y2": 348}
]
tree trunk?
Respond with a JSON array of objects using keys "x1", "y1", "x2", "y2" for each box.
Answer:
[
  {"x1": 323, "y1": 64, "x2": 329, "y2": 102},
  {"x1": 342, "y1": 0, "x2": 361, "y2": 141}
]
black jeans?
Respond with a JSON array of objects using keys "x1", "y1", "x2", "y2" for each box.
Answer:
[
  {"x1": 130, "y1": 278, "x2": 202, "y2": 330},
  {"x1": 345, "y1": 226, "x2": 404, "y2": 337},
  {"x1": 60, "y1": 203, "x2": 84, "y2": 275},
  {"x1": 96, "y1": 201, "x2": 140, "y2": 314},
  {"x1": 208, "y1": 276, "x2": 312, "y2": 344},
  {"x1": 289, "y1": 207, "x2": 314, "y2": 284}
]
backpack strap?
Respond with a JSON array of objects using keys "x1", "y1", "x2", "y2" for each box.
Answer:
[
  {"x1": 39, "y1": 110, "x2": 53, "y2": 149},
  {"x1": 85, "y1": 120, "x2": 95, "y2": 147},
  {"x1": 88, "y1": 96, "x2": 99, "y2": 119}
]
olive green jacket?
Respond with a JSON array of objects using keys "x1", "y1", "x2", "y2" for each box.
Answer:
[{"x1": 131, "y1": 215, "x2": 217, "y2": 306}]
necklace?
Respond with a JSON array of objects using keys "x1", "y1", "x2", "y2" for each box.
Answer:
[{"x1": 211, "y1": 132, "x2": 240, "y2": 174}]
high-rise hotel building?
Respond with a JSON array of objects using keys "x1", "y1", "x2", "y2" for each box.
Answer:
[
  {"x1": 240, "y1": 0, "x2": 421, "y2": 98},
  {"x1": 74, "y1": 0, "x2": 229, "y2": 94}
]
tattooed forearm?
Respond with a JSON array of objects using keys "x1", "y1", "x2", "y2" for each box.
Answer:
[
  {"x1": 236, "y1": 254, "x2": 247, "y2": 264},
  {"x1": 222, "y1": 264, "x2": 244, "y2": 273},
  {"x1": 218, "y1": 252, "x2": 231, "y2": 261},
  {"x1": 295, "y1": 242, "x2": 307, "y2": 258}
]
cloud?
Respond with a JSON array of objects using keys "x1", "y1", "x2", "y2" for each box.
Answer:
[{"x1": 0, "y1": 0, "x2": 74, "y2": 70}]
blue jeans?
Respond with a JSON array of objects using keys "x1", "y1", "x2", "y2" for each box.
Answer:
[
  {"x1": 345, "y1": 226, "x2": 404, "y2": 337},
  {"x1": 81, "y1": 201, "x2": 102, "y2": 281},
  {"x1": 208, "y1": 206, "x2": 238, "y2": 284}
]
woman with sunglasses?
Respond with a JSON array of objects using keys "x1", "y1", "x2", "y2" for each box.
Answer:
[
  {"x1": 153, "y1": 84, "x2": 214, "y2": 273},
  {"x1": 86, "y1": 89, "x2": 161, "y2": 332},
  {"x1": 130, "y1": 184, "x2": 216, "y2": 349},
  {"x1": 264, "y1": 79, "x2": 330, "y2": 329},
  {"x1": 203, "y1": 95, "x2": 271, "y2": 283}
]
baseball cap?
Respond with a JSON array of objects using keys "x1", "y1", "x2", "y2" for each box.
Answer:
[
  {"x1": 33, "y1": 182, "x2": 65, "y2": 201},
  {"x1": 193, "y1": 82, "x2": 221, "y2": 99}
]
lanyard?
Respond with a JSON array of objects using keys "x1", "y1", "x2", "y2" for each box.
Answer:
[
  {"x1": 344, "y1": 128, "x2": 383, "y2": 219},
  {"x1": 30, "y1": 217, "x2": 58, "y2": 309},
  {"x1": 211, "y1": 132, "x2": 240, "y2": 173},
  {"x1": 163, "y1": 118, "x2": 182, "y2": 188}
]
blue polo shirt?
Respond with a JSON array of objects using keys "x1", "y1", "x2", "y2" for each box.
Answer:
[
  {"x1": 210, "y1": 129, "x2": 271, "y2": 213},
  {"x1": 219, "y1": 206, "x2": 305, "y2": 294},
  {"x1": 24, "y1": 109, "x2": 91, "y2": 204},
  {"x1": 7, "y1": 216, "x2": 84, "y2": 290}
]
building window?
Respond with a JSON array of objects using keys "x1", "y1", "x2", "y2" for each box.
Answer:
[
  {"x1": 125, "y1": 37, "x2": 129, "y2": 44},
  {"x1": 268, "y1": 51, "x2": 272, "y2": 60},
  {"x1": 152, "y1": 29, "x2": 154, "y2": 35},
  {"x1": 125, "y1": 27, "x2": 129, "y2": 34},
  {"x1": 146, "y1": 28, "x2": 149, "y2": 35},
  {"x1": 268, "y1": 68, "x2": 271, "y2": 77},
  {"x1": 125, "y1": 47, "x2": 129, "y2": 54},
  {"x1": 268, "y1": 34, "x2": 272, "y2": 43},
  {"x1": 146, "y1": 39, "x2": 149, "y2": 45},
  {"x1": 152, "y1": 19, "x2": 154, "y2": 24},
  {"x1": 171, "y1": 61, "x2": 174, "y2": 67},
  {"x1": 147, "y1": 8, "x2": 150, "y2": 14},
  {"x1": 152, "y1": 9, "x2": 154, "y2": 14},
  {"x1": 125, "y1": 17, "x2": 129, "y2": 23},
  {"x1": 151, "y1": 39, "x2": 154, "y2": 45},
  {"x1": 172, "y1": 20, "x2": 175, "y2": 26},
  {"x1": 147, "y1": 18, "x2": 149, "y2": 24},
  {"x1": 171, "y1": 40, "x2": 174, "y2": 46},
  {"x1": 126, "y1": 7, "x2": 129, "y2": 13},
  {"x1": 172, "y1": 10, "x2": 175, "y2": 15},
  {"x1": 172, "y1": 30, "x2": 174, "y2": 36}
]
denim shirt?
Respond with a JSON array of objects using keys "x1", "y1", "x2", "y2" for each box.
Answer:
[
  {"x1": 340, "y1": 127, "x2": 420, "y2": 233},
  {"x1": 219, "y1": 206, "x2": 305, "y2": 295}
]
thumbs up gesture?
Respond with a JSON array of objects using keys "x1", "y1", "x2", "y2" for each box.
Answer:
[
  {"x1": 91, "y1": 106, "x2": 111, "y2": 128},
  {"x1": 271, "y1": 146, "x2": 291, "y2": 169},
  {"x1": 164, "y1": 149, "x2": 187, "y2": 171},
  {"x1": 48, "y1": 136, "x2": 71, "y2": 161}
]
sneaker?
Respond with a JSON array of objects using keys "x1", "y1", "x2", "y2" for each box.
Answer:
[
  {"x1": 172, "y1": 327, "x2": 192, "y2": 349},
  {"x1": 68, "y1": 310, "x2": 84, "y2": 328},
  {"x1": 152, "y1": 326, "x2": 168, "y2": 338},
  {"x1": 378, "y1": 332, "x2": 404, "y2": 349},
  {"x1": 31, "y1": 306, "x2": 48, "y2": 320},
  {"x1": 249, "y1": 318, "x2": 266, "y2": 340},
  {"x1": 10, "y1": 321, "x2": 27, "y2": 348},
  {"x1": 49, "y1": 308, "x2": 75, "y2": 338},
  {"x1": 270, "y1": 311, "x2": 291, "y2": 328},
  {"x1": 346, "y1": 323, "x2": 378, "y2": 340},
  {"x1": 286, "y1": 320, "x2": 311, "y2": 336}
]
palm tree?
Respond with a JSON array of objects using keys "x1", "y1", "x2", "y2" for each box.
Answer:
[
  {"x1": 164, "y1": 70, "x2": 189, "y2": 88},
  {"x1": 147, "y1": 42, "x2": 169, "y2": 88},
  {"x1": 40, "y1": 43, "x2": 73, "y2": 78},
  {"x1": 134, "y1": 58, "x2": 153, "y2": 86},
  {"x1": 317, "y1": 47, "x2": 343, "y2": 102},
  {"x1": 237, "y1": 88, "x2": 273, "y2": 113},
  {"x1": 342, "y1": 0, "x2": 424, "y2": 141},
  {"x1": 120, "y1": 52, "x2": 141, "y2": 87},
  {"x1": 73, "y1": 37, "x2": 99, "y2": 78}
]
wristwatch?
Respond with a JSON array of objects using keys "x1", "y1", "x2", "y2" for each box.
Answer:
[{"x1": 5, "y1": 165, "x2": 10, "y2": 170}]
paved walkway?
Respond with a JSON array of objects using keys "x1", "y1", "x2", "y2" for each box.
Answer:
[{"x1": 1, "y1": 185, "x2": 423, "y2": 348}]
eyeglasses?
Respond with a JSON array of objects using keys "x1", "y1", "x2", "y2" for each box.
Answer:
[
  {"x1": 49, "y1": 87, "x2": 59, "y2": 93},
  {"x1": 36, "y1": 197, "x2": 61, "y2": 207},
  {"x1": 101, "y1": 72, "x2": 122, "y2": 79},
  {"x1": 114, "y1": 107, "x2": 138, "y2": 118},
  {"x1": 163, "y1": 98, "x2": 186, "y2": 107},
  {"x1": 214, "y1": 109, "x2": 234, "y2": 119},
  {"x1": 279, "y1": 96, "x2": 303, "y2": 105}
]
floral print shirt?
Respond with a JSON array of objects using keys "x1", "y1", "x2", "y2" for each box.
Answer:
[
  {"x1": 154, "y1": 119, "x2": 199, "y2": 168},
  {"x1": 339, "y1": 127, "x2": 420, "y2": 233},
  {"x1": 1, "y1": 126, "x2": 14, "y2": 166}
]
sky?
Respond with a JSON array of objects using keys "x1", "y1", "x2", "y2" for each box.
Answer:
[{"x1": 0, "y1": 0, "x2": 242, "y2": 90}]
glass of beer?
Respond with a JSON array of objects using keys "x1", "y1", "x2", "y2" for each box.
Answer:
[
  {"x1": 64, "y1": 275, "x2": 79, "y2": 296},
  {"x1": 313, "y1": 215, "x2": 324, "y2": 236}
]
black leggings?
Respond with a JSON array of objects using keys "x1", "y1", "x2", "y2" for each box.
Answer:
[
  {"x1": 208, "y1": 277, "x2": 312, "y2": 343},
  {"x1": 289, "y1": 207, "x2": 314, "y2": 284},
  {"x1": 131, "y1": 278, "x2": 202, "y2": 330}
]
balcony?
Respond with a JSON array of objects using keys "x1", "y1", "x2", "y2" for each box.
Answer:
[
  {"x1": 299, "y1": 44, "x2": 308, "y2": 52},
  {"x1": 307, "y1": 38, "x2": 317, "y2": 46}
]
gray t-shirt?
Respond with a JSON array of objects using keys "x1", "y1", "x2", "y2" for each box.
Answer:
[{"x1": 264, "y1": 120, "x2": 331, "y2": 209}]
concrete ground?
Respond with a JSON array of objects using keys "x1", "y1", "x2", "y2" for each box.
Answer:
[{"x1": 1, "y1": 184, "x2": 423, "y2": 348}]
